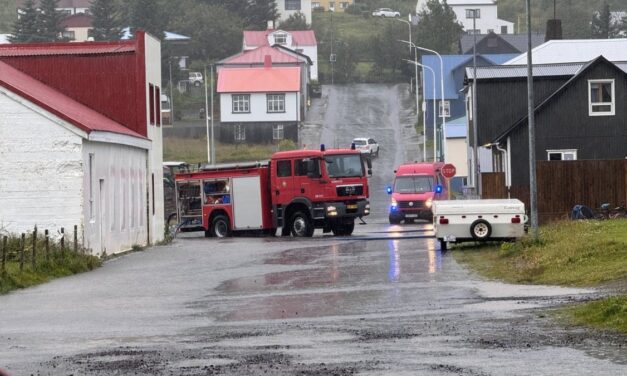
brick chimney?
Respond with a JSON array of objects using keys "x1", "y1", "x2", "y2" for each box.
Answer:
[{"x1": 264, "y1": 55, "x2": 272, "y2": 68}]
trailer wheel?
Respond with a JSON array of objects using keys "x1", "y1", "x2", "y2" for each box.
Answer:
[
  {"x1": 211, "y1": 215, "x2": 231, "y2": 238},
  {"x1": 290, "y1": 211, "x2": 314, "y2": 237},
  {"x1": 470, "y1": 219, "x2": 491, "y2": 240}
]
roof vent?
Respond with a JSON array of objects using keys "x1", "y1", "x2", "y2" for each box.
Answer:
[{"x1": 264, "y1": 55, "x2": 272, "y2": 68}]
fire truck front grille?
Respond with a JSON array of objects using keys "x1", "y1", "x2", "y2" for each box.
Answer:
[
  {"x1": 336, "y1": 185, "x2": 363, "y2": 197},
  {"x1": 398, "y1": 200, "x2": 425, "y2": 209}
]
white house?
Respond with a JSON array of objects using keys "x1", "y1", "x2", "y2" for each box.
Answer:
[
  {"x1": 217, "y1": 63, "x2": 301, "y2": 143},
  {"x1": 243, "y1": 25, "x2": 318, "y2": 81},
  {"x1": 416, "y1": 0, "x2": 513, "y2": 34},
  {"x1": 277, "y1": 0, "x2": 312, "y2": 25},
  {"x1": 0, "y1": 32, "x2": 164, "y2": 255},
  {"x1": 17, "y1": 0, "x2": 91, "y2": 15}
]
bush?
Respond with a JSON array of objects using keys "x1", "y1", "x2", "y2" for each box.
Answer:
[{"x1": 278, "y1": 139, "x2": 297, "y2": 151}]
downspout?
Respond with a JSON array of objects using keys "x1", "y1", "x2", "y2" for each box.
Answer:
[{"x1": 495, "y1": 142, "x2": 510, "y2": 198}]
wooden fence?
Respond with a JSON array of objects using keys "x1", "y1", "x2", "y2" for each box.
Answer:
[{"x1": 482, "y1": 160, "x2": 627, "y2": 223}]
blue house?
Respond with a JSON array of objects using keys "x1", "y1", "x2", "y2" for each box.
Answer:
[{"x1": 421, "y1": 54, "x2": 518, "y2": 162}]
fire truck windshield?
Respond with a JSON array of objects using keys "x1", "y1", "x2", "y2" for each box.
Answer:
[{"x1": 324, "y1": 154, "x2": 364, "y2": 178}]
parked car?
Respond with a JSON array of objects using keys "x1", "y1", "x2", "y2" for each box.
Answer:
[
  {"x1": 310, "y1": 81, "x2": 322, "y2": 98},
  {"x1": 352, "y1": 137, "x2": 379, "y2": 157},
  {"x1": 188, "y1": 71, "x2": 203, "y2": 86},
  {"x1": 372, "y1": 8, "x2": 400, "y2": 17}
]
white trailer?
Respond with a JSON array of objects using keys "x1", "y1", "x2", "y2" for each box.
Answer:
[{"x1": 432, "y1": 199, "x2": 526, "y2": 250}]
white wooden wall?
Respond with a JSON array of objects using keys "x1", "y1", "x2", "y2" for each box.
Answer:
[{"x1": 220, "y1": 92, "x2": 299, "y2": 123}]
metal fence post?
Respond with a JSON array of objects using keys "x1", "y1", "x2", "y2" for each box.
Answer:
[
  {"x1": 45, "y1": 230, "x2": 50, "y2": 263},
  {"x1": 20, "y1": 233, "x2": 25, "y2": 272},
  {"x1": 60, "y1": 227, "x2": 65, "y2": 256},
  {"x1": 32, "y1": 227, "x2": 37, "y2": 270},
  {"x1": 74, "y1": 225, "x2": 78, "y2": 254}
]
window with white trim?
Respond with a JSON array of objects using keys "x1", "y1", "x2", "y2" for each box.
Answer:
[
  {"x1": 439, "y1": 100, "x2": 450, "y2": 118},
  {"x1": 232, "y1": 94, "x2": 250, "y2": 113},
  {"x1": 547, "y1": 149, "x2": 577, "y2": 161},
  {"x1": 274, "y1": 32, "x2": 287, "y2": 45},
  {"x1": 588, "y1": 79, "x2": 615, "y2": 116},
  {"x1": 466, "y1": 9, "x2": 480, "y2": 19},
  {"x1": 273, "y1": 124, "x2": 285, "y2": 140},
  {"x1": 285, "y1": 0, "x2": 301, "y2": 11},
  {"x1": 267, "y1": 94, "x2": 286, "y2": 113},
  {"x1": 234, "y1": 124, "x2": 246, "y2": 141}
]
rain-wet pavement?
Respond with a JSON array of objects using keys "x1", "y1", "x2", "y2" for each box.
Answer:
[{"x1": 1, "y1": 84, "x2": 626, "y2": 375}]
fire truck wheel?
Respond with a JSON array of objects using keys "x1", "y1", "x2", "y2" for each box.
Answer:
[
  {"x1": 332, "y1": 221, "x2": 355, "y2": 236},
  {"x1": 470, "y1": 219, "x2": 491, "y2": 240},
  {"x1": 211, "y1": 215, "x2": 231, "y2": 238},
  {"x1": 290, "y1": 211, "x2": 314, "y2": 237}
]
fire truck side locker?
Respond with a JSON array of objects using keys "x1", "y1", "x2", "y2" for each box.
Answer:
[{"x1": 232, "y1": 176, "x2": 264, "y2": 230}]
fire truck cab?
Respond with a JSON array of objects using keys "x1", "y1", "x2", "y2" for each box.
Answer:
[{"x1": 174, "y1": 147, "x2": 371, "y2": 238}]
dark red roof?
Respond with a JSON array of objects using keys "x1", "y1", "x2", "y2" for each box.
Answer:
[
  {"x1": 243, "y1": 30, "x2": 317, "y2": 47},
  {"x1": 217, "y1": 67, "x2": 300, "y2": 93},
  {"x1": 60, "y1": 13, "x2": 94, "y2": 28},
  {"x1": 0, "y1": 40, "x2": 135, "y2": 56},
  {"x1": 0, "y1": 60, "x2": 144, "y2": 139}
]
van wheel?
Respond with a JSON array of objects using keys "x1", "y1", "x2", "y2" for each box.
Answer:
[
  {"x1": 470, "y1": 219, "x2": 491, "y2": 240},
  {"x1": 389, "y1": 215, "x2": 401, "y2": 225},
  {"x1": 211, "y1": 215, "x2": 230, "y2": 238},
  {"x1": 290, "y1": 211, "x2": 314, "y2": 237},
  {"x1": 439, "y1": 239, "x2": 448, "y2": 251}
]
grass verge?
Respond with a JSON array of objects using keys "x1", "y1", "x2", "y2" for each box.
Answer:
[
  {"x1": 453, "y1": 219, "x2": 627, "y2": 334},
  {"x1": 164, "y1": 137, "x2": 297, "y2": 164}
]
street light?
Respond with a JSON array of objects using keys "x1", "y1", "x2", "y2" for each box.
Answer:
[
  {"x1": 203, "y1": 65, "x2": 216, "y2": 165},
  {"x1": 398, "y1": 39, "x2": 419, "y2": 116},
  {"x1": 469, "y1": 8, "x2": 480, "y2": 197},
  {"x1": 412, "y1": 44, "x2": 446, "y2": 162},
  {"x1": 404, "y1": 59, "x2": 436, "y2": 163}
]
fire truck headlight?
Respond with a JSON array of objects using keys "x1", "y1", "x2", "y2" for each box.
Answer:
[
  {"x1": 425, "y1": 198, "x2": 433, "y2": 208},
  {"x1": 327, "y1": 206, "x2": 338, "y2": 216}
]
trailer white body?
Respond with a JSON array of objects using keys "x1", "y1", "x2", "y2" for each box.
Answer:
[{"x1": 432, "y1": 199, "x2": 526, "y2": 250}]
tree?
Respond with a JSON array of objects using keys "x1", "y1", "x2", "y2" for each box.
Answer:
[
  {"x1": 9, "y1": 0, "x2": 40, "y2": 43},
  {"x1": 90, "y1": 0, "x2": 123, "y2": 41},
  {"x1": 38, "y1": 0, "x2": 64, "y2": 42},
  {"x1": 244, "y1": 0, "x2": 279, "y2": 30},
  {"x1": 279, "y1": 12, "x2": 308, "y2": 30},
  {"x1": 128, "y1": 0, "x2": 166, "y2": 39},
  {"x1": 590, "y1": 1, "x2": 621, "y2": 38},
  {"x1": 332, "y1": 39, "x2": 358, "y2": 84},
  {"x1": 415, "y1": 0, "x2": 463, "y2": 54}
]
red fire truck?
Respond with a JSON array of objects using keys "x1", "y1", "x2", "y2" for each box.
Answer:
[{"x1": 173, "y1": 146, "x2": 371, "y2": 238}]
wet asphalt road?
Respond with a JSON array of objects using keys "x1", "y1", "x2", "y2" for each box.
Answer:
[{"x1": 1, "y1": 84, "x2": 626, "y2": 375}]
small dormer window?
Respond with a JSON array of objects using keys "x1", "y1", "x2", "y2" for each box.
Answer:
[{"x1": 274, "y1": 33, "x2": 287, "y2": 45}]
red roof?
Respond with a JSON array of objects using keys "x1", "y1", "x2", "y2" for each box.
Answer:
[
  {"x1": 221, "y1": 46, "x2": 303, "y2": 64},
  {"x1": 0, "y1": 40, "x2": 135, "y2": 57},
  {"x1": 243, "y1": 30, "x2": 317, "y2": 47},
  {"x1": 60, "y1": 14, "x2": 94, "y2": 28},
  {"x1": 0, "y1": 61, "x2": 144, "y2": 139},
  {"x1": 217, "y1": 67, "x2": 301, "y2": 93}
]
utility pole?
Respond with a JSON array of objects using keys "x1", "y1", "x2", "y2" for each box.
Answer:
[
  {"x1": 210, "y1": 63, "x2": 215, "y2": 165},
  {"x1": 471, "y1": 10, "x2": 480, "y2": 197},
  {"x1": 204, "y1": 65, "x2": 210, "y2": 164},
  {"x1": 526, "y1": 0, "x2": 539, "y2": 240}
]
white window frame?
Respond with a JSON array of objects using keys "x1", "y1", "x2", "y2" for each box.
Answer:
[
  {"x1": 274, "y1": 32, "x2": 287, "y2": 45},
  {"x1": 588, "y1": 79, "x2": 615, "y2": 116},
  {"x1": 232, "y1": 94, "x2": 250, "y2": 113},
  {"x1": 439, "y1": 100, "x2": 451, "y2": 118},
  {"x1": 234, "y1": 124, "x2": 246, "y2": 141},
  {"x1": 267, "y1": 94, "x2": 286, "y2": 113},
  {"x1": 547, "y1": 149, "x2": 577, "y2": 161},
  {"x1": 466, "y1": 9, "x2": 480, "y2": 19},
  {"x1": 273, "y1": 124, "x2": 285, "y2": 140},
  {"x1": 285, "y1": 0, "x2": 301, "y2": 11}
]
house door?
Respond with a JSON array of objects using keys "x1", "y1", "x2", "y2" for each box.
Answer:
[{"x1": 99, "y1": 179, "x2": 106, "y2": 254}]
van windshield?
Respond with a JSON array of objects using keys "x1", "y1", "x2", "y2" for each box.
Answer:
[
  {"x1": 394, "y1": 176, "x2": 434, "y2": 193},
  {"x1": 324, "y1": 154, "x2": 363, "y2": 178}
]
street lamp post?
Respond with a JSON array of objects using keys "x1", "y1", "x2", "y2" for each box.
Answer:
[
  {"x1": 471, "y1": 9, "x2": 480, "y2": 196},
  {"x1": 413, "y1": 45, "x2": 445, "y2": 162},
  {"x1": 203, "y1": 66, "x2": 211, "y2": 164},
  {"x1": 394, "y1": 18, "x2": 418, "y2": 115},
  {"x1": 404, "y1": 59, "x2": 436, "y2": 163}
]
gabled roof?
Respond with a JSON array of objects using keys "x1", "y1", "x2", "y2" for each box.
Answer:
[
  {"x1": 243, "y1": 30, "x2": 317, "y2": 47},
  {"x1": 445, "y1": 115, "x2": 467, "y2": 138},
  {"x1": 460, "y1": 33, "x2": 545, "y2": 54},
  {"x1": 493, "y1": 56, "x2": 627, "y2": 143},
  {"x1": 466, "y1": 61, "x2": 627, "y2": 80},
  {"x1": 60, "y1": 13, "x2": 93, "y2": 28},
  {"x1": 505, "y1": 38, "x2": 627, "y2": 65},
  {"x1": 0, "y1": 60, "x2": 144, "y2": 139},
  {"x1": 0, "y1": 40, "x2": 136, "y2": 56},
  {"x1": 217, "y1": 67, "x2": 301, "y2": 93},
  {"x1": 422, "y1": 53, "x2": 518, "y2": 99},
  {"x1": 218, "y1": 45, "x2": 305, "y2": 65}
]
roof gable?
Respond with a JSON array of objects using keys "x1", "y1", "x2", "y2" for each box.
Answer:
[
  {"x1": 219, "y1": 46, "x2": 304, "y2": 65},
  {"x1": 505, "y1": 38, "x2": 627, "y2": 65},
  {"x1": 0, "y1": 60, "x2": 144, "y2": 139},
  {"x1": 243, "y1": 30, "x2": 317, "y2": 47},
  {"x1": 217, "y1": 67, "x2": 301, "y2": 93}
]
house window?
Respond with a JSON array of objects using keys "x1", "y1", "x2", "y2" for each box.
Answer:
[
  {"x1": 501, "y1": 25, "x2": 508, "y2": 34},
  {"x1": 285, "y1": 0, "x2": 301, "y2": 11},
  {"x1": 155, "y1": 87, "x2": 161, "y2": 126},
  {"x1": 439, "y1": 100, "x2": 451, "y2": 118},
  {"x1": 232, "y1": 94, "x2": 250, "y2": 113},
  {"x1": 234, "y1": 124, "x2": 246, "y2": 141},
  {"x1": 274, "y1": 32, "x2": 287, "y2": 45},
  {"x1": 466, "y1": 9, "x2": 480, "y2": 19},
  {"x1": 340, "y1": 2, "x2": 349, "y2": 9},
  {"x1": 312, "y1": 2, "x2": 321, "y2": 9},
  {"x1": 467, "y1": 29, "x2": 480, "y2": 35},
  {"x1": 149, "y1": 84, "x2": 155, "y2": 125},
  {"x1": 267, "y1": 94, "x2": 286, "y2": 113},
  {"x1": 89, "y1": 153, "x2": 95, "y2": 220},
  {"x1": 277, "y1": 160, "x2": 292, "y2": 177},
  {"x1": 547, "y1": 149, "x2": 577, "y2": 161},
  {"x1": 62, "y1": 30, "x2": 75, "y2": 40},
  {"x1": 329, "y1": 2, "x2": 335, "y2": 10},
  {"x1": 588, "y1": 79, "x2": 615, "y2": 116},
  {"x1": 273, "y1": 124, "x2": 285, "y2": 140}
]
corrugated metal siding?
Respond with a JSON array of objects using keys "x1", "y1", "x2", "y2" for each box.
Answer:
[
  {"x1": 0, "y1": 53, "x2": 144, "y2": 136},
  {"x1": 467, "y1": 63, "x2": 583, "y2": 79}
]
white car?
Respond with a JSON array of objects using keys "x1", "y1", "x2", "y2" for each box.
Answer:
[
  {"x1": 372, "y1": 8, "x2": 400, "y2": 17},
  {"x1": 188, "y1": 71, "x2": 203, "y2": 86},
  {"x1": 353, "y1": 138, "x2": 380, "y2": 157}
]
